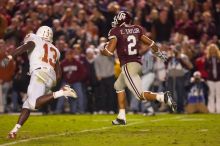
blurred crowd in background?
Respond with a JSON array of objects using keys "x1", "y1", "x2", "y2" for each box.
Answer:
[{"x1": 0, "y1": 0, "x2": 220, "y2": 115}]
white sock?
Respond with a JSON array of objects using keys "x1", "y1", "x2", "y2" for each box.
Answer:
[
  {"x1": 148, "y1": 107, "x2": 154, "y2": 113},
  {"x1": 117, "y1": 109, "x2": 126, "y2": 120},
  {"x1": 53, "y1": 90, "x2": 64, "y2": 99},
  {"x1": 11, "y1": 124, "x2": 21, "y2": 133},
  {"x1": 156, "y1": 93, "x2": 164, "y2": 102}
]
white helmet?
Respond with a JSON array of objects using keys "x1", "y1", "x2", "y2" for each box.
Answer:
[{"x1": 36, "y1": 26, "x2": 53, "y2": 43}]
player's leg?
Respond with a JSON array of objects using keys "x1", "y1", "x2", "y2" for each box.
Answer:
[
  {"x1": 112, "y1": 73, "x2": 127, "y2": 125},
  {"x1": 123, "y1": 62, "x2": 150, "y2": 100},
  {"x1": 8, "y1": 108, "x2": 30, "y2": 138},
  {"x1": 35, "y1": 85, "x2": 78, "y2": 109},
  {"x1": 36, "y1": 85, "x2": 77, "y2": 108},
  {"x1": 123, "y1": 62, "x2": 176, "y2": 111},
  {"x1": 8, "y1": 72, "x2": 77, "y2": 138},
  {"x1": 34, "y1": 69, "x2": 77, "y2": 109},
  {"x1": 112, "y1": 91, "x2": 126, "y2": 125},
  {"x1": 9, "y1": 85, "x2": 77, "y2": 137},
  {"x1": 8, "y1": 73, "x2": 44, "y2": 139}
]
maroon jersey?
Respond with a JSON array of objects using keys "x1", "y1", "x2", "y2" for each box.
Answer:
[
  {"x1": 61, "y1": 58, "x2": 86, "y2": 84},
  {"x1": 108, "y1": 25, "x2": 145, "y2": 66}
]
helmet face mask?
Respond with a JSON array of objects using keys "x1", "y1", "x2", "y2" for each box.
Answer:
[
  {"x1": 36, "y1": 26, "x2": 53, "y2": 43},
  {"x1": 112, "y1": 16, "x2": 118, "y2": 27},
  {"x1": 111, "y1": 11, "x2": 131, "y2": 27}
]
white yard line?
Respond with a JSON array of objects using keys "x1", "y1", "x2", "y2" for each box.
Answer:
[
  {"x1": 178, "y1": 118, "x2": 205, "y2": 121},
  {"x1": 138, "y1": 129, "x2": 150, "y2": 132},
  {"x1": 199, "y1": 129, "x2": 208, "y2": 132},
  {"x1": 0, "y1": 121, "x2": 144, "y2": 146},
  {"x1": 150, "y1": 118, "x2": 168, "y2": 122},
  {"x1": 0, "y1": 116, "x2": 182, "y2": 146}
]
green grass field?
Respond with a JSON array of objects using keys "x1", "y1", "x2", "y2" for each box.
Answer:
[{"x1": 0, "y1": 114, "x2": 220, "y2": 146}]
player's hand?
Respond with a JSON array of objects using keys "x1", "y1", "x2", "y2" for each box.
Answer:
[
  {"x1": 0, "y1": 55, "x2": 12, "y2": 68},
  {"x1": 100, "y1": 42, "x2": 110, "y2": 55},
  {"x1": 155, "y1": 51, "x2": 168, "y2": 62}
]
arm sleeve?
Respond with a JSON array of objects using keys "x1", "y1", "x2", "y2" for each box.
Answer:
[
  {"x1": 137, "y1": 25, "x2": 147, "y2": 39},
  {"x1": 139, "y1": 25, "x2": 147, "y2": 36},
  {"x1": 24, "y1": 33, "x2": 35, "y2": 44}
]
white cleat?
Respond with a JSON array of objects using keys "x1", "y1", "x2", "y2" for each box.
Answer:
[
  {"x1": 62, "y1": 85, "x2": 77, "y2": 98},
  {"x1": 164, "y1": 91, "x2": 177, "y2": 112},
  {"x1": 112, "y1": 118, "x2": 126, "y2": 125}
]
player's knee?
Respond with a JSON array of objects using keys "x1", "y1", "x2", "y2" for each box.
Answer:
[
  {"x1": 114, "y1": 82, "x2": 122, "y2": 90},
  {"x1": 114, "y1": 82, "x2": 124, "y2": 93},
  {"x1": 114, "y1": 82, "x2": 119, "y2": 90},
  {"x1": 23, "y1": 99, "x2": 36, "y2": 110},
  {"x1": 28, "y1": 101, "x2": 36, "y2": 110}
]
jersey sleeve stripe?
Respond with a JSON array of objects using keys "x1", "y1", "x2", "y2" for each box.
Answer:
[{"x1": 108, "y1": 35, "x2": 117, "y2": 40}]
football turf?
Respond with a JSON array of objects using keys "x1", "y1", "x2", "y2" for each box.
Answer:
[{"x1": 0, "y1": 114, "x2": 220, "y2": 146}]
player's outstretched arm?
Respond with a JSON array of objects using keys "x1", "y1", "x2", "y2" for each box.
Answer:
[
  {"x1": 140, "y1": 35, "x2": 167, "y2": 62},
  {"x1": 0, "y1": 41, "x2": 35, "y2": 67},
  {"x1": 140, "y1": 35, "x2": 159, "y2": 54},
  {"x1": 100, "y1": 38, "x2": 117, "y2": 56},
  {"x1": 10, "y1": 41, "x2": 35, "y2": 58}
]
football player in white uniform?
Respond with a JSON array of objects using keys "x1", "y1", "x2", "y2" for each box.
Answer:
[{"x1": 0, "y1": 26, "x2": 77, "y2": 139}]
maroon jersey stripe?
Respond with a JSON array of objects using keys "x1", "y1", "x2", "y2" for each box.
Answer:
[{"x1": 124, "y1": 64, "x2": 142, "y2": 99}]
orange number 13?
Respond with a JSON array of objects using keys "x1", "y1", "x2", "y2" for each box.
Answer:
[{"x1": 42, "y1": 43, "x2": 58, "y2": 68}]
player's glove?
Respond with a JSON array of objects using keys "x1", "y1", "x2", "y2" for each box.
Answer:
[
  {"x1": 0, "y1": 55, "x2": 12, "y2": 68},
  {"x1": 154, "y1": 51, "x2": 168, "y2": 62}
]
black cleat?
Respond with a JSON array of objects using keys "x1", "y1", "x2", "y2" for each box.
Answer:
[
  {"x1": 112, "y1": 118, "x2": 126, "y2": 125},
  {"x1": 164, "y1": 91, "x2": 177, "y2": 112}
]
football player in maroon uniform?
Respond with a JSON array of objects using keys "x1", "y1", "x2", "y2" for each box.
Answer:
[{"x1": 100, "y1": 11, "x2": 177, "y2": 125}]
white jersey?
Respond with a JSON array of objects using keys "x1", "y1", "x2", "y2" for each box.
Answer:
[
  {"x1": 22, "y1": 34, "x2": 60, "y2": 110},
  {"x1": 24, "y1": 33, "x2": 60, "y2": 73}
]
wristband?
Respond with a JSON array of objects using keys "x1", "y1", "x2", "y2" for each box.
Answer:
[
  {"x1": 149, "y1": 41, "x2": 155, "y2": 48},
  {"x1": 104, "y1": 47, "x2": 114, "y2": 55}
]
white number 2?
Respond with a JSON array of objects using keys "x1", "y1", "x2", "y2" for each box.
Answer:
[{"x1": 127, "y1": 35, "x2": 137, "y2": 55}]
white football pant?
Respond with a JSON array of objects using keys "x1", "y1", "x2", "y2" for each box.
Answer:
[{"x1": 23, "y1": 68, "x2": 56, "y2": 110}]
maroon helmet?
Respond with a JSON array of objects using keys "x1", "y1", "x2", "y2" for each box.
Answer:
[{"x1": 111, "y1": 11, "x2": 132, "y2": 27}]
